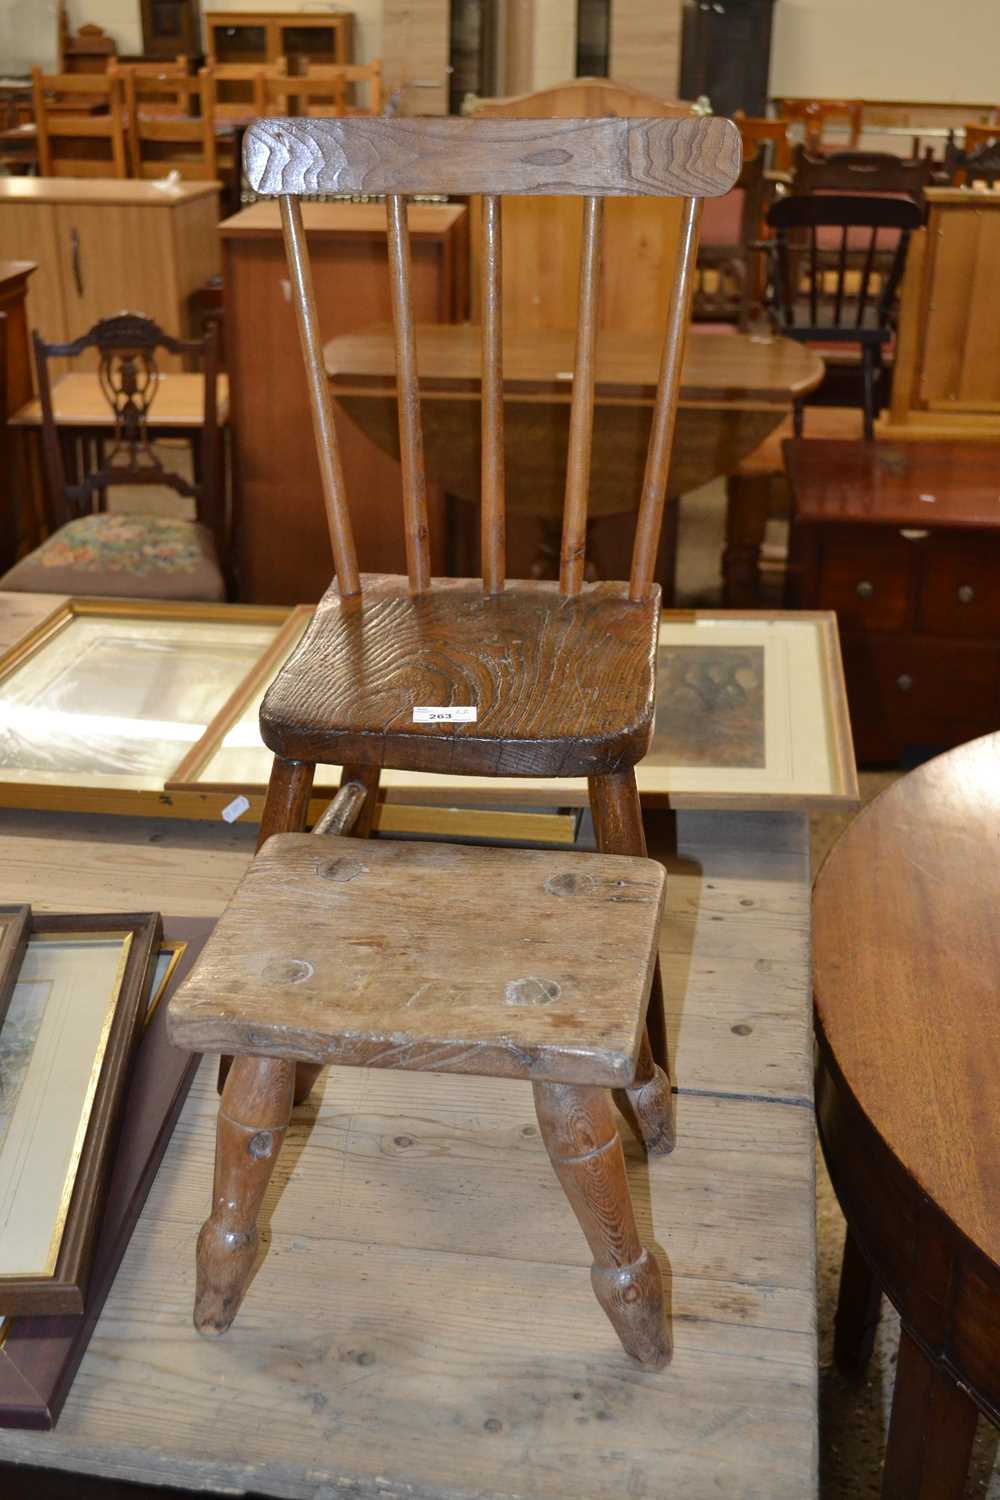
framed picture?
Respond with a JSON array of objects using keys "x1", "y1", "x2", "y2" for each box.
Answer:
[
  {"x1": 0, "y1": 598, "x2": 291, "y2": 818},
  {"x1": 0, "y1": 906, "x2": 29, "y2": 1029},
  {"x1": 0, "y1": 911, "x2": 161, "y2": 1316},
  {"x1": 0, "y1": 916, "x2": 216, "y2": 1429},
  {"x1": 171, "y1": 610, "x2": 859, "y2": 814}
]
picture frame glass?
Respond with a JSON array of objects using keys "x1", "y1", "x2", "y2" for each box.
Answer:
[
  {"x1": 0, "y1": 614, "x2": 282, "y2": 790},
  {"x1": 0, "y1": 933, "x2": 132, "y2": 1281}
]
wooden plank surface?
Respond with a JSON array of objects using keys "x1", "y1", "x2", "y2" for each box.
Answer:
[{"x1": 0, "y1": 803, "x2": 816, "y2": 1497}]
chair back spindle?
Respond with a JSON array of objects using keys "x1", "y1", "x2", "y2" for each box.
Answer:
[
  {"x1": 480, "y1": 194, "x2": 505, "y2": 593},
  {"x1": 279, "y1": 194, "x2": 360, "y2": 596},
  {"x1": 560, "y1": 196, "x2": 603, "y2": 594},
  {"x1": 629, "y1": 197, "x2": 701, "y2": 599},
  {"x1": 386, "y1": 194, "x2": 432, "y2": 593},
  {"x1": 247, "y1": 117, "x2": 741, "y2": 601}
]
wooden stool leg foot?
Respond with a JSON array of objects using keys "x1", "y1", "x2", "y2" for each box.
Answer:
[
  {"x1": 615, "y1": 1032, "x2": 675, "y2": 1155},
  {"x1": 881, "y1": 1329, "x2": 978, "y2": 1499},
  {"x1": 293, "y1": 1061, "x2": 324, "y2": 1105},
  {"x1": 534, "y1": 1081, "x2": 670, "y2": 1368},
  {"x1": 196, "y1": 1054, "x2": 295, "y2": 1337}
]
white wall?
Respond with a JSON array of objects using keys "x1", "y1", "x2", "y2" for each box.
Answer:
[
  {"x1": 772, "y1": 0, "x2": 1000, "y2": 103},
  {"x1": 1, "y1": 0, "x2": 60, "y2": 72}
]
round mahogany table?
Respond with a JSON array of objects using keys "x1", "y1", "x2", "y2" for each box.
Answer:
[{"x1": 814, "y1": 732, "x2": 1000, "y2": 1499}]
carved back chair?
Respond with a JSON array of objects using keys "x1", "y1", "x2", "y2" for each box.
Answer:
[
  {"x1": 126, "y1": 67, "x2": 220, "y2": 182},
  {"x1": 791, "y1": 146, "x2": 935, "y2": 202},
  {"x1": 767, "y1": 192, "x2": 922, "y2": 438},
  {"x1": 165, "y1": 114, "x2": 741, "y2": 1363},
  {"x1": 31, "y1": 69, "x2": 128, "y2": 179},
  {"x1": 0, "y1": 314, "x2": 227, "y2": 601}
]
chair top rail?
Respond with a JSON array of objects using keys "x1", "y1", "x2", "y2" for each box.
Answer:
[
  {"x1": 245, "y1": 115, "x2": 741, "y2": 200},
  {"x1": 770, "y1": 192, "x2": 923, "y2": 229}
]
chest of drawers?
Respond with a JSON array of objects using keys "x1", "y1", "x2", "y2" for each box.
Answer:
[{"x1": 784, "y1": 439, "x2": 1000, "y2": 762}]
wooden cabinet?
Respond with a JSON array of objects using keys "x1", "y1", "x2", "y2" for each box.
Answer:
[
  {"x1": 681, "y1": 0, "x2": 775, "y2": 116},
  {"x1": 0, "y1": 260, "x2": 37, "y2": 572},
  {"x1": 205, "y1": 10, "x2": 353, "y2": 67},
  {"x1": 0, "y1": 179, "x2": 221, "y2": 379},
  {"x1": 786, "y1": 439, "x2": 1000, "y2": 763},
  {"x1": 879, "y1": 189, "x2": 1000, "y2": 442},
  {"x1": 140, "y1": 0, "x2": 203, "y2": 58},
  {"x1": 221, "y1": 200, "x2": 469, "y2": 604}
]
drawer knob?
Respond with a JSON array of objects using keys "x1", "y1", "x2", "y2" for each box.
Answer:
[
  {"x1": 957, "y1": 584, "x2": 976, "y2": 605},
  {"x1": 897, "y1": 673, "x2": 914, "y2": 693},
  {"x1": 856, "y1": 580, "x2": 875, "y2": 599}
]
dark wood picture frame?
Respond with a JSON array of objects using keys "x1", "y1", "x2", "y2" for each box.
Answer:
[
  {"x1": 0, "y1": 906, "x2": 29, "y2": 1031},
  {"x1": 0, "y1": 917, "x2": 214, "y2": 1429},
  {"x1": 0, "y1": 912, "x2": 161, "y2": 1316}
]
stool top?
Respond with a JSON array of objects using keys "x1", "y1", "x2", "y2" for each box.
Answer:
[{"x1": 813, "y1": 731, "x2": 1000, "y2": 1267}]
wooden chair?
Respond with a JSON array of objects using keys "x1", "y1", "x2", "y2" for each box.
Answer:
[
  {"x1": 110, "y1": 56, "x2": 191, "y2": 115},
  {"x1": 165, "y1": 113, "x2": 741, "y2": 1358},
  {"x1": 767, "y1": 192, "x2": 922, "y2": 438},
  {"x1": 31, "y1": 69, "x2": 128, "y2": 179},
  {"x1": 126, "y1": 68, "x2": 220, "y2": 182},
  {"x1": 0, "y1": 313, "x2": 227, "y2": 602},
  {"x1": 262, "y1": 61, "x2": 384, "y2": 119},
  {"x1": 204, "y1": 55, "x2": 287, "y2": 120},
  {"x1": 694, "y1": 150, "x2": 767, "y2": 326},
  {"x1": 790, "y1": 146, "x2": 935, "y2": 201},
  {"x1": 773, "y1": 99, "x2": 864, "y2": 171},
  {"x1": 952, "y1": 138, "x2": 1000, "y2": 188}
]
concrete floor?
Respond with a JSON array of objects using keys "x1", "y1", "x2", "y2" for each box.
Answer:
[{"x1": 675, "y1": 483, "x2": 1000, "y2": 1498}]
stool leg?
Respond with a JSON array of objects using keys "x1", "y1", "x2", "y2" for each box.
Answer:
[
  {"x1": 219, "y1": 756, "x2": 315, "y2": 1096},
  {"x1": 292, "y1": 765, "x2": 382, "y2": 1108},
  {"x1": 881, "y1": 1329, "x2": 977, "y2": 1499},
  {"x1": 589, "y1": 770, "x2": 675, "y2": 1150},
  {"x1": 195, "y1": 1054, "x2": 295, "y2": 1336},
  {"x1": 614, "y1": 1031, "x2": 675, "y2": 1156},
  {"x1": 834, "y1": 1224, "x2": 882, "y2": 1374},
  {"x1": 534, "y1": 1082, "x2": 670, "y2": 1368}
]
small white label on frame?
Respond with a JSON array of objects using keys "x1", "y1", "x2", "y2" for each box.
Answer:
[
  {"x1": 221, "y1": 794, "x2": 251, "y2": 823},
  {"x1": 413, "y1": 706, "x2": 478, "y2": 724}
]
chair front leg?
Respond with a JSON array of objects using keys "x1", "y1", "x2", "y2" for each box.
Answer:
[
  {"x1": 195, "y1": 1054, "x2": 295, "y2": 1336},
  {"x1": 614, "y1": 1030, "x2": 675, "y2": 1156},
  {"x1": 534, "y1": 1082, "x2": 670, "y2": 1368}
]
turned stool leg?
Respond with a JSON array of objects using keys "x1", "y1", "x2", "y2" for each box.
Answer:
[
  {"x1": 589, "y1": 770, "x2": 675, "y2": 1143},
  {"x1": 534, "y1": 1081, "x2": 670, "y2": 1368},
  {"x1": 196, "y1": 1054, "x2": 295, "y2": 1336},
  {"x1": 614, "y1": 1031, "x2": 675, "y2": 1155},
  {"x1": 219, "y1": 757, "x2": 315, "y2": 1098}
]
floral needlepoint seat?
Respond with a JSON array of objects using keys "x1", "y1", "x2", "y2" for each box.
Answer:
[
  {"x1": 0, "y1": 513, "x2": 225, "y2": 600},
  {"x1": 3, "y1": 310, "x2": 228, "y2": 603}
]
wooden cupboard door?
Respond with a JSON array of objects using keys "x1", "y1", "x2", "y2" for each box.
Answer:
[
  {"x1": 52, "y1": 205, "x2": 181, "y2": 369},
  {"x1": 0, "y1": 205, "x2": 68, "y2": 380}
]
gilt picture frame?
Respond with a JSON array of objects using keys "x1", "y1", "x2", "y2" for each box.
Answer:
[{"x1": 0, "y1": 911, "x2": 161, "y2": 1316}]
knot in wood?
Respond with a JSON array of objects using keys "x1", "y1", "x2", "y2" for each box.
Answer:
[
  {"x1": 504, "y1": 976, "x2": 561, "y2": 1007},
  {"x1": 317, "y1": 856, "x2": 366, "y2": 883},
  {"x1": 544, "y1": 871, "x2": 598, "y2": 899},
  {"x1": 261, "y1": 957, "x2": 314, "y2": 986},
  {"x1": 248, "y1": 1130, "x2": 274, "y2": 1159}
]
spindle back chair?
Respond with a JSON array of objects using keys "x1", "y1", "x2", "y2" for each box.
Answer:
[
  {"x1": 126, "y1": 68, "x2": 219, "y2": 181},
  {"x1": 164, "y1": 115, "x2": 740, "y2": 1360},
  {"x1": 767, "y1": 192, "x2": 922, "y2": 438},
  {"x1": 791, "y1": 146, "x2": 934, "y2": 201}
]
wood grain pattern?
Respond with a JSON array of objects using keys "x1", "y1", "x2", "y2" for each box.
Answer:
[
  {"x1": 245, "y1": 115, "x2": 741, "y2": 200},
  {"x1": 559, "y1": 195, "x2": 602, "y2": 594},
  {"x1": 167, "y1": 831, "x2": 665, "y2": 1085},
  {"x1": 815, "y1": 733, "x2": 1000, "y2": 1491},
  {"x1": 258, "y1": 574, "x2": 661, "y2": 777},
  {"x1": 480, "y1": 193, "x2": 505, "y2": 593},
  {"x1": 534, "y1": 1082, "x2": 670, "y2": 1367},
  {"x1": 0, "y1": 806, "x2": 816, "y2": 1498},
  {"x1": 385, "y1": 194, "x2": 431, "y2": 594}
]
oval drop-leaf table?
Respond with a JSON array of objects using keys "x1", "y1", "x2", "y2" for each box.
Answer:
[{"x1": 814, "y1": 731, "x2": 1000, "y2": 1499}]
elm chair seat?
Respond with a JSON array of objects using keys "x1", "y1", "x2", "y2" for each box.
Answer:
[{"x1": 259, "y1": 574, "x2": 661, "y2": 777}]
